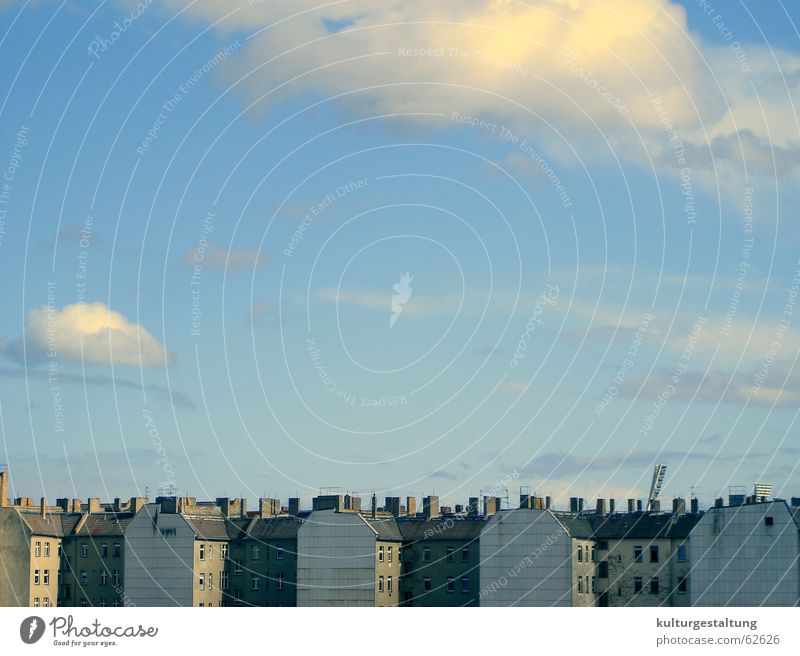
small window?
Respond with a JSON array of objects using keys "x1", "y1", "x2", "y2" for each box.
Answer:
[
  {"x1": 100, "y1": 571, "x2": 107, "y2": 586},
  {"x1": 446, "y1": 547, "x2": 454, "y2": 563},
  {"x1": 378, "y1": 545, "x2": 384, "y2": 562},
  {"x1": 577, "y1": 577, "x2": 583, "y2": 593},
  {"x1": 591, "y1": 576, "x2": 596, "y2": 593},
  {"x1": 80, "y1": 571, "x2": 87, "y2": 585},
  {"x1": 208, "y1": 545, "x2": 213, "y2": 560},
  {"x1": 221, "y1": 544, "x2": 229, "y2": 560},
  {"x1": 199, "y1": 573, "x2": 205, "y2": 590},
  {"x1": 252, "y1": 545, "x2": 261, "y2": 561},
  {"x1": 43, "y1": 597, "x2": 50, "y2": 607},
  {"x1": 378, "y1": 576, "x2": 384, "y2": 592},
  {"x1": 251, "y1": 576, "x2": 260, "y2": 591},
  {"x1": 33, "y1": 597, "x2": 40, "y2": 607},
  {"x1": 277, "y1": 573, "x2": 284, "y2": 591},
  {"x1": 100, "y1": 544, "x2": 108, "y2": 558},
  {"x1": 221, "y1": 571, "x2": 229, "y2": 591},
  {"x1": 112, "y1": 600, "x2": 119, "y2": 607},
  {"x1": 388, "y1": 546, "x2": 393, "y2": 563},
  {"x1": 80, "y1": 544, "x2": 88, "y2": 558},
  {"x1": 80, "y1": 599, "x2": 88, "y2": 607},
  {"x1": 678, "y1": 576, "x2": 688, "y2": 594},
  {"x1": 423, "y1": 547, "x2": 431, "y2": 562},
  {"x1": 423, "y1": 577, "x2": 432, "y2": 592},
  {"x1": 677, "y1": 545, "x2": 687, "y2": 561},
  {"x1": 633, "y1": 546, "x2": 642, "y2": 563},
  {"x1": 584, "y1": 576, "x2": 589, "y2": 593},
  {"x1": 35, "y1": 541, "x2": 41, "y2": 557},
  {"x1": 112, "y1": 570, "x2": 120, "y2": 586},
  {"x1": 577, "y1": 545, "x2": 583, "y2": 562},
  {"x1": 461, "y1": 577, "x2": 470, "y2": 593},
  {"x1": 43, "y1": 569, "x2": 49, "y2": 585},
  {"x1": 591, "y1": 546, "x2": 596, "y2": 562},
  {"x1": 765, "y1": 516, "x2": 774, "y2": 526},
  {"x1": 650, "y1": 577, "x2": 660, "y2": 594},
  {"x1": 234, "y1": 560, "x2": 243, "y2": 574},
  {"x1": 461, "y1": 547, "x2": 469, "y2": 562},
  {"x1": 113, "y1": 543, "x2": 121, "y2": 557},
  {"x1": 208, "y1": 573, "x2": 213, "y2": 590},
  {"x1": 387, "y1": 576, "x2": 393, "y2": 593},
  {"x1": 276, "y1": 547, "x2": 285, "y2": 561},
  {"x1": 446, "y1": 577, "x2": 455, "y2": 593},
  {"x1": 634, "y1": 577, "x2": 643, "y2": 593},
  {"x1": 650, "y1": 546, "x2": 659, "y2": 563},
  {"x1": 199, "y1": 544, "x2": 206, "y2": 561}
]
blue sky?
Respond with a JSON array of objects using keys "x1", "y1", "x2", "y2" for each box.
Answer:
[{"x1": 0, "y1": 0, "x2": 799, "y2": 510}]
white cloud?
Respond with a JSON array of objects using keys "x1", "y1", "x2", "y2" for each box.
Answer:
[
  {"x1": 184, "y1": 242, "x2": 264, "y2": 270},
  {"x1": 24, "y1": 302, "x2": 169, "y2": 367}
]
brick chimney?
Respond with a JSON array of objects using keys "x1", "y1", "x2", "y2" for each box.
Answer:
[
  {"x1": 40, "y1": 496, "x2": 47, "y2": 518},
  {"x1": 0, "y1": 468, "x2": 8, "y2": 508}
]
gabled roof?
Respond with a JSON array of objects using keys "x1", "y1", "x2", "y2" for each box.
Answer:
[
  {"x1": 588, "y1": 512, "x2": 700, "y2": 540},
  {"x1": 364, "y1": 517, "x2": 403, "y2": 542},
  {"x1": 245, "y1": 517, "x2": 302, "y2": 541},
  {"x1": 397, "y1": 518, "x2": 484, "y2": 542}
]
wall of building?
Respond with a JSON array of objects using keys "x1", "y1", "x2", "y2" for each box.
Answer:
[
  {"x1": 570, "y1": 538, "x2": 596, "y2": 607},
  {"x1": 375, "y1": 540, "x2": 400, "y2": 607},
  {"x1": 597, "y1": 536, "x2": 674, "y2": 607},
  {"x1": 60, "y1": 534, "x2": 124, "y2": 607},
  {"x1": 401, "y1": 535, "x2": 480, "y2": 606},
  {"x1": 690, "y1": 502, "x2": 800, "y2": 607},
  {"x1": 193, "y1": 540, "x2": 224, "y2": 607},
  {"x1": 123, "y1": 505, "x2": 195, "y2": 607},
  {"x1": 479, "y1": 510, "x2": 573, "y2": 607},
  {"x1": 297, "y1": 510, "x2": 376, "y2": 606},
  {"x1": 236, "y1": 538, "x2": 298, "y2": 607},
  {"x1": 0, "y1": 509, "x2": 32, "y2": 606}
]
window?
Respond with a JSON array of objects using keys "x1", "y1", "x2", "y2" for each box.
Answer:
[
  {"x1": 677, "y1": 545, "x2": 687, "y2": 562},
  {"x1": 678, "y1": 576, "x2": 688, "y2": 594},
  {"x1": 378, "y1": 546, "x2": 384, "y2": 562},
  {"x1": 199, "y1": 544, "x2": 206, "y2": 561},
  {"x1": 100, "y1": 544, "x2": 108, "y2": 558},
  {"x1": 650, "y1": 577, "x2": 660, "y2": 595},
  {"x1": 112, "y1": 570, "x2": 120, "y2": 586},
  {"x1": 112, "y1": 600, "x2": 119, "y2": 608},
  {"x1": 80, "y1": 544, "x2": 88, "y2": 558},
  {"x1": 765, "y1": 516, "x2": 774, "y2": 527},
  {"x1": 446, "y1": 547, "x2": 454, "y2": 563},
  {"x1": 277, "y1": 573, "x2": 284, "y2": 591},
  {"x1": 234, "y1": 560, "x2": 243, "y2": 574},
  {"x1": 100, "y1": 599, "x2": 106, "y2": 607},
  {"x1": 64, "y1": 585, "x2": 71, "y2": 599},
  {"x1": 58, "y1": 544, "x2": 63, "y2": 557},
  {"x1": 220, "y1": 571, "x2": 229, "y2": 591},
  {"x1": 591, "y1": 576, "x2": 596, "y2": 593},
  {"x1": 276, "y1": 547, "x2": 284, "y2": 561},
  {"x1": 43, "y1": 569, "x2": 49, "y2": 585},
  {"x1": 446, "y1": 577, "x2": 455, "y2": 593},
  {"x1": 221, "y1": 544, "x2": 229, "y2": 560},
  {"x1": 634, "y1": 577, "x2": 643, "y2": 593},
  {"x1": 35, "y1": 541, "x2": 41, "y2": 557},
  {"x1": 34, "y1": 569, "x2": 41, "y2": 585},
  {"x1": 33, "y1": 597, "x2": 40, "y2": 607},
  {"x1": 598, "y1": 561, "x2": 608, "y2": 578},
  {"x1": 388, "y1": 546, "x2": 393, "y2": 563},
  {"x1": 199, "y1": 603, "x2": 204, "y2": 607},
  {"x1": 577, "y1": 577, "x2": 583, "y2": 593},
  {"x1": 112, "y1": 543, "x2": 121, "y2": 557},
  {"x1": 208, "y1": 545, "x2": 213, "y2": 560},
  {"x1": 591, "y1": 546, "x2": 596, "y2": 562},
  {"x1": 584, "y1": 576, "x2": 589, "y2": 593},
  {"x1": 252, "y1": 545, "x2": 260, "y2": 561},
  {"x1": 461, "y1": 577, "x2": 470, "y2": 593},
  {"x1": 650, "y1": 546, "x2": 659, "y2": 563},
  {"x1": 80, "y1": 571, "x2": 87, "y2": 585},
  {"x1": 80, "y1": 599, "x2": 88, "y2": 607},
  {"x1": 461, "y1": 547, "x2": 470, "y2": 562},
  {"x1": 577, "y1": 545, "x2": 583, "y2": 562},
  {"x1": 423, "y1": 577, "x2": 432, "y2": 592},
  {"x1": 378, "y1": 576, "x2": 385, "y2": 593},
  {"x1": 633, "y1": 546, "x2": 643, "y2": 563},
  {"x1": 423, "y1": 548, "x2": 431, "y2": 562},
  {"x1": 43, "y1": 597, "x2": 50, "y2": 607},
  {"x1": 208, "y1": 573, "x2": 213, "y2": 590},
  {"x1": 100, "y1": 571, "x2": 107, "y2": 587},
  {"x1": 251, "y1": 576, "x2": 260, "y2": 591},
  {"x1": 199, "y1": 573, "x2": 205, "y2": 591},
  {"x1": 387, "y1": 576, "x2": 392, "y2": 593}
]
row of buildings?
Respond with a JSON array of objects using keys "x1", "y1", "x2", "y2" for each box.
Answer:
[{"x1": 1, "y1": 470, "x2": 798, "y2": 607}]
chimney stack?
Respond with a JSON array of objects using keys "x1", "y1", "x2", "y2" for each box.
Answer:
[
  {"x1": 569, "y1": 497, "x2": 579, "y2": 513},
  {"x1": 371, "y1": 493, "x2": 377, "y2": 519},
  {"x1": 87, "y1": 498, "x2": 101, "y2": 513},
  {"x1": 690, "y1": 497, "x2": 700, "y2": 514},
  {"x1": 578, "y1": 498, "x2": 585, "y2": 513},
  {"x1": 40, "y1": 496, "x2": 46, "y2": 518},
  {"x1": 627, "y1": 499, "x2": 636, "y2": 512},
  {"x1": 545, "y1": 496, "x2": 552, "y2": 509},
  {"x1": 609, "y1": 498, "x2": 616, "y2": 514},
  {"x1": 672, "y1": 498, "x2": 686, "y2": 515},
  {"x1": 288, "y1": 498, "x2": 300, "y2": 515},
  {"x1": 636, "y1": 499, "x2": 643, "y2": 512},
  {"x1": 406, "y1": 496, "x2": 416, "y2": 516},
  {"x1": 72, "y1": 499, "x2": 81, "y2": 513},
  {"x1": 423, "y1": 496, "x2": 439, "y2": 519},
  {"x1": 0, "y1": 467, "x2": 8, "y2": 508},
  {"x1": 595, "y1": 499, "x2": 606, "y2": 515}
]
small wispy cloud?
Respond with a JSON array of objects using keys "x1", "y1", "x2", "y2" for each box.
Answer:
[{"x1": 184, "y1": 242, "x2": 264, "y2": 270}]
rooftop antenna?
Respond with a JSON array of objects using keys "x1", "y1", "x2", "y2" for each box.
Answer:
[{"x1": 647, "y1": 464, "x2": 667, "y2": 512}]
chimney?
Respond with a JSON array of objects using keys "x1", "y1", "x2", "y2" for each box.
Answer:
[
  {"x1": 595, "y1": 499, "x2": 606, "y2": 515},
  {"x1": 650, "y1": 500, "x2": 661, "y2": 512},
  {"x1": 483, "y1": 496, "x2": 498, "y2": 517},
  {"x1": 714, "y1": 497, "x2": 723, "y2": 508},
  {"x1": 627, "y1": 499, "x2": 636, "y2": 513},
  {"x1": 56, "y1": 498, "x2": 69, "y2": 512},
  {"x1": 72, "y1": 499, "x2": 81, "y2": 513},
  {"x1": 578, "y1": 498, "x2": 585, "y2": 513},
  {"x1": 691, "y1": 497, "x2": 700, "y2": 514},
  {"x1": 423, "y1": 496, "x2": 439, "y2": 519},
  {"x1": 636, "y1": 500, "x2": 643, "y2": 512},
  {"x1": 609, "y1": 498, "x2": 616, "y2": 514},
  {"x1": 790, "y1": 497, "x2": 800, "y2": 508},
  {"x1": 406, "y1": 496, "x2": 416, "y2": 516},
  {"x1": 519, "y1": 493, "x2": 532, "y2": 509},
  {"x1": 87, "y1": 498, "x2": 101, "y2": 513},
  {"x1": 468, "y1": 497, "x2": 480, "y2": 516},
  {"x1": 129, "y1": 497, "x2": 148, "y2": 514},
  {"x1": 371, "y1": 493, "x2": 377, "y2": 519},
  {"x1": 0, "y1": 468, "x2": 8, "y2": 508},
  {"x1": 385, "y1": 497, "x2": 401, "y2": 517},
  {"x1": 40, "y1": 496, "x2": 47, "y2": 518},
  {"x1": 288, "y1": 498, "x2": 300, "y2": 515},
  {"x1": 545, "y1": 496, "x2": 552, "y2": 509},
  {"x1": 259, "y1": 498, "x2": 280, "y2": 518},
  {"x1": 672, "y1": 498, "x2": 686, "y2": 515}
]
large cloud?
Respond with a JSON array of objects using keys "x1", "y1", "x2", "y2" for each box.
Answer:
[
  {"x1": 148, "y1": 0, "x2": 800, "y2": 186},
  {"x1": 21, "y1": 302, "x2": 169, "y2": 367}
]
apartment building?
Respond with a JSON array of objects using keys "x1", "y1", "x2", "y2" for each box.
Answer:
[
  {"x1": 478, "y1": 509, "x2": 595, "y2": 606},
  {"x1": 690, "y1": 499, "x2": 800, "y2": 606},
  {"x1": 397, "y1": 518, "x2": 483, "y2": 606},
  {"x1": 589, "y1": 510, "x2": 699, "y2": 607},
  {"x1": 296, "y1": 510, "x2": 402, "y2": 606}
]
